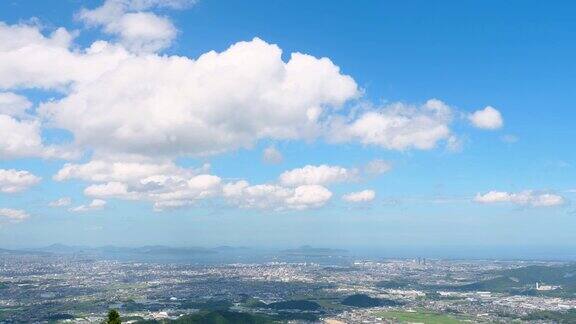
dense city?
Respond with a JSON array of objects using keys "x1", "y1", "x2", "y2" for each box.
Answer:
[{"x1": 0, "y1": 247, "x2": 575, "y2": 323}]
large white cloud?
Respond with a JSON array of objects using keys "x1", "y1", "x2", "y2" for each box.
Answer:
[
  {"x1": 330, "y1": 99, "x2": 453, "y2": 150},
  {"x1": 40, "y1": 38, "x2": 359, "y2": 158},
  {"x1": 56, "y1": 157, "x2": 337, "y2": 211},
  {"x1": 84, "y1": 174, "x2": 223, "y2": 210},
  {"x1": 0, "y1": 22, "x2": 125, "y2": 159},
  {"x1": 0, "y1": 169, "x2": 41, "y2": 193},
  {"x1": 469, "y1": 106, "x2": 503, "y2": 130},
  {"x1": 279, "y1": 164, "x2": 357, "y2": 186},
  {"x1": 474, "y1": 190, "x2": 564, "y2": 207},
  {"x1": 72, "y1": 160, "x2": 336, "y2": 211},
  {"x1": 57, "y1": 159, "x2": 218, "y2": 210},
  {"x1": 1, "y1": 20, "x2": 484, "y2": 163},
  {"x1": 80, "y1": 171, "x2": 334, "y2": 211}
]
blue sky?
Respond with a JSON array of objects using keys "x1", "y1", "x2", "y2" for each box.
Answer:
[{"x1": 0, "y1": 0, "x2": 574, "y2": 252}]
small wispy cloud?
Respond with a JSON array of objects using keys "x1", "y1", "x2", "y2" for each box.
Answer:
[
  {"x1": 49, "y1": 197, "x2": 72, "y2": 207},
  {"x1": 69, "y1": 199, "x2": 107, "y2": 212}
]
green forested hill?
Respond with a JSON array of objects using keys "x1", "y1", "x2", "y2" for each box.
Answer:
[
  {"x1": 452, "y1": 264, "x2": 576, "y2": 296},
  {"x1": 136, "y1": 310, "x2": 274, "y2": 324}
]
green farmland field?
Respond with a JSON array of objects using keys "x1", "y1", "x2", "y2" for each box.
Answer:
[{"x1": 373, "y1": 310, "x2": 463, "y2": 324}]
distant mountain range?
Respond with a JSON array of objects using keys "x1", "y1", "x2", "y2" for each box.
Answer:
[
  {"x1": 25, "y1": 244, "x2": 245, "y2": 256},
  {"x1": 0, "y1": 248, "x2": 51, "y2": 256},
  {"x1": 0, "y1": 244, "x2": 347, "y2": 261}
]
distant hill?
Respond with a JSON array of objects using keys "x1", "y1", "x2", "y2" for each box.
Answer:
[
  {"x1": 0, "y1": 248, "x2": 51, "y2": 256},
  {"x1": 452, "y1": 276, "x2": 522, "y2": 292},
  {"x1": 213, "y1": 246, "x2": 251, "y2": 252},
  {"x1": 376, "y1": 280, "x2": 412, "y2": 289},
  {"x1": 131, "y1": 245, "x2": 217, "y2": 255},
  {"x1": 136, "y1": 310, "x2": 273, "y2": 324},
  {"x1": 341, "y1": 294, "x2": 401, "y2": 308},
  {"x1": 501, "y1": 264, "x2": 576, "y2": 285},
  {"x1": 177, "y1": 300, "x2": 232, "y2": 311},
  {"x1": 242, "y1": 298, "x2": 267, "y2": 308},
  {"x1": 447, "y1": 264, "x2": 576, "y2": 296},
  {"x1": 34, "y1": 243, "x2": 88, "y2": 254},
  {"x1": 265, "y1": 300, "x2": 321, "y2": 311},
  {"x1": 28, "y1": 244, "x2": 218, "y2": 256},
  {"x1": 523, "y1": 309, "x2": 576, "y2": 323}
]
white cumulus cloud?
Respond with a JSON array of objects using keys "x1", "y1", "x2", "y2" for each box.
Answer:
[
  {"x1": 0, "y1": 113, "x2": 77, "y2": 159},
  {"x1": 223, "y1": 181, "x2": 332, "y2": 211},
  {"x1": 330, "y1": 99, "x2": 453, "y2": 150},
  {"x1": 0, "y1": 115, "x2": 46, "y2": 159},
  {"x1": 286, "y1": 185, "x2": 333, "y2": 210},
  {"x1": 0, "y1": 22, "x2": 130, "y2": 90},
  {"x1": 55, "y1": 158, "x2": 221, "y2": 210},
  {"x1": 0, "y1": 19, "x2": 487, "y2": 165},
  {"x1": 84, "y1": 181, "x2": 132, "y2": 199},
  {"x1": 40, "y1": 38, "x2": 359, "y2": 158},
  {"x1": 77, "y1": 0, "x2": 195, "y2": 53},
  {"x1": 279, "y1": 164, "x2": 357, "y2": 186},
  {"x1": 469, "y1": 106, "x2": 503, "y2": 130},
  {"x1": 0, "y1": 169, "x2": 41, "y2": 193},
  {"x1": 54, "y1": 158, "x2": 207, "y2": 183},
  {"x1": 343, "y1": 189, "x2": 376, "y2": 203}
]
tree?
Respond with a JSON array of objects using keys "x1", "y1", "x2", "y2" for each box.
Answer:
[{"x1": 106, "y1": 309, "x2": 121, "y2": 324}]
